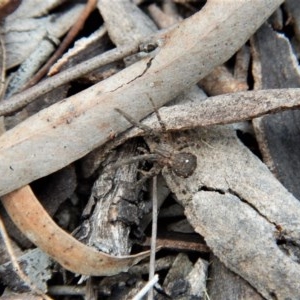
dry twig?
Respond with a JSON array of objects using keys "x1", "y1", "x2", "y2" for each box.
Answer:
[
  {"x1": 23, "y1": 0, "x2": 97, "y2": 88},
  {"x1": 0, "y1": 42, "x2": 142, "y2": 116},
  {"x1": 148, "y1": 176, "x2": 158, "y2": 300},
  {"x1": 0, "y1": 0, "x2": 286, "y2": 283},
  {"x1": 0, "y1": 0, "x2": 284, "y2": 196}
]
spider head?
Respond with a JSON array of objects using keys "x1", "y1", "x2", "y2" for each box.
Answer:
[{"x1": 171, "y1": 152, "x2": 197, "y2": 178}]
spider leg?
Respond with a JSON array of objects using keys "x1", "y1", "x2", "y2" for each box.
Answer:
[
  {"x1": 148, "y1": 97, "x2": 167, "y2": 134},
  {"x1": 115, "y1": 108, "x2": 159, "y2": 139},
  {"x1": 162, "y1": 165, "x2": 181, "y2": 187},
  {"x1": 111, "y1": 153, "x2": 158, "y2": 169},
  {"x1": 135, "y1": 163, "x2": 162, "y2": 187},
  {"x1": 176, "y1": 143, "x2": 190, "y2": 151}
]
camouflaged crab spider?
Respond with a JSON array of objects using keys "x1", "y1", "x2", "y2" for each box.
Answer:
[{"x1": 114, "y1": 99, "x2": 197, "y2": 186}]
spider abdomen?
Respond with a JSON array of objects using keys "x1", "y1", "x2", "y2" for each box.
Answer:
[{"x1": 171, "y1": 152, "x2": 197, "y2": 178}]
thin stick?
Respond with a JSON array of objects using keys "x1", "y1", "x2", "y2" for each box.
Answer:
[
  {"x1": 204, "y1": 289, "x2": 211, "y2": 300},
  {"x1": 132, "y1": 274, "x2": 159, "y2": 300},
  {"x1": 0, "y1": 35, "x2": 6, "y2": 100},
  {"x1": 23, "y1": 0, "x2": 98, "y2": 89},
  {"x1": 148, "y1": 176, "x2": 158, "y2": 300},
  {"x1": 48, "y1": 285, "x2": 86, "y2": 296},
  {"x1": 0, "y1": 215, "x2": 52, "y2": 300},
  {"x1": 0, "y1": 24, "x2": 165, "y2": 116},
  {"x1": 0, "y1": 43, "x2": 140, "y2": 116}
]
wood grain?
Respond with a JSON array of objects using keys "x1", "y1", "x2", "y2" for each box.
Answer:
[
  {"x1": 163, "y1": 127, "x2": 300, "y2": 299},
  {"x1": 0, "y1": 0, "x2": 283, "y2": 196},
  {"x1": 1, "y1": 186, "x2": 150, "y2": 276}
]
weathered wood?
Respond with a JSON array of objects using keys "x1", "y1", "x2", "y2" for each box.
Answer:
[
  {"x1": 48, "y1": 26, "x2": 108, "y2": 78},
  {"x1": 208, "y1": 255, "x2": 264, "y2": 300},
  {"x1": 188, "y1": 191, "x2": 300, "y2": 300},
  {"x1": 0, "y1": 0, "x2": 283, "y2": 196},
  {"x1": 1, "y1": 186, "x2": 150, "y2": 276},
  {"x1": 75, "y1": 0, "x2": 156, "y2": 258},
  {"x1": 5, "y1": 0, "x2": 66, "y2": 20},
  {"x1": 252, "y1": 22, "x2": 300, "y2": 200},
  {"x1": 0, "y1": 1, "x2": 156, "y2": 277},
  {"x1": 163, "y1": 253, "x2": 208, "y2": 299},
  {"x1": 5, "y1": 84, "x2": 70, "y2": 130},
  {"x1": 162, "y1": 127, "x2": 300, "y2": 299},
  {"x1": 94, "y1": 88, "x2": 300, "y2": 169},
  {"x1": 0, "y1": 248, "x2": 52, "y2": 293},
  {"x1": 97, "y1": 0, "x2": 157, "y2": 45},
  {"x1": 199, "y1": 65, "x2": 248, "y2": 96},
  {"x1": 4, "y1": 2, "x2": 84, "y2": 95},
  {"x1": 76, "y1": 141, "x2": 144, "y2": 256},
  {"x1": 285, "y1": 0, "x2": 300, "y2": 41}
]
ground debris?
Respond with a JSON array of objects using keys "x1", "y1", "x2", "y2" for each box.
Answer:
[{"x1": 1, "y1": 1, "x2": 298, "y2": 299}]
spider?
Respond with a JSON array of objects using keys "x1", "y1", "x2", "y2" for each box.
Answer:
[{"x1": 114, "y1": 99, "x2": 197, "y2": 186}]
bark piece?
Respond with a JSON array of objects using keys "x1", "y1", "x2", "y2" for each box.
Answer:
[
  {"x1": 77, "y1": 142, "x2": 144, "y2": 256},
  {"x1": 97, "y1": 0, "x2": 157, "y2": 45},
  {"x1": 32, "y1": 164, "x2": 77, "y2": 217},
  {"x1": 0, "y1": 0, "x2": 283, "y2": 196},
  {"x1": 285, "y1": 0, "x2": 300, "y2": 41},
  {"x1": 163, "y1": 253, "x2": 208, "y2": 299},
  {"x1": 96, "y1": 88, "x2": 300, "y2": 171},
  {"x1": 252, "y1": 23, "x2": 300, "y2": 200},
  {"x1": 75, "y1": 0, "x2": 157, "y2": 258},
  {"x1": 234, "y1": 45, "x2": 251, "y2": 84},
  {"x1": 1, "y1": 293, "x2": 44, "y2": 299},
  {"x1": 184, "y1": 258, "x2": 208, "y2": 299},
  {"x1": 0, "y1": 248, "x2": 52, "y2": 293},
  {"x1": 5, "y1": 3, "x2": 84, "y2": 96},
  {"x1": 5, "y1": 0, "x2": 68, "y2": 19},
  {"x1": 148, "y1": 3, "x2": 179, "y2": 29},
  {"x1": 187, "y1": 191, "x2": 300, "y2": 300},
  {"x1": 163, "y1": 253, "x2": 193, "y2": 297},
  {"x1": 1, "y1": 186, "x2": 150, "y2": 276},
  {"x1": 162, "y1": 126, "x2": 300, "y2": 299},
  {"x1": 4, "y1": 2, "x2": 84, "y2": 70},
  {"x1": 167, "y1": 219, "x2": 194, "y2": 233},
  {"x1": 5, "y1": 84, "x2": 70, "y2": 130},
  {"x1": 199, "y1": 65, "x2": 248, "y2": 96},
  {"x1": 208, "y1": 255, "x2": 264, "y2": 300}
]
